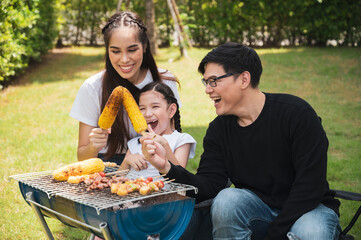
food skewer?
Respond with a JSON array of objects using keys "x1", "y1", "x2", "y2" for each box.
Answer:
[
  {"x1": 152, "y1": 174, "x2": 166, "y2": 179},
  {"x1": 110, "y1": 176, "x2": 175, "y2": 196},
  {"x1": 103, "y1": 162, "x2": 119, "y2": 168},
  {"x1": 105, "y1": 169, "x2": 129, "y2": 177},
  {"x1": 164, "y1": 179, "x2": 175, "y2": 183}
]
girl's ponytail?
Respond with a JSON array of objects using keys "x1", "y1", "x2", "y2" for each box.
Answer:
[{"x1": 173, "y1": 102, "x2": 182, "y2": 133}]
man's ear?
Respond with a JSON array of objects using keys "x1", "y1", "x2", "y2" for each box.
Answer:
[
  {"x1": 168, "y1": 103, "x2": 177, "y2": 119},
  {"x1": 239, "y1": 71, "x2": 251, "y2": 89}
]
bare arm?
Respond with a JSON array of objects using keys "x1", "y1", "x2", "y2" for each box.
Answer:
[
  {"x1": 156, "y1": 136, "x2": 190, "y2": 168},
  {"x1": 77, "y1": 122, "x2": 110, "y2": 161},
  {"x1": 119, "y1": 150, "x2": 131, "y2": 170}
]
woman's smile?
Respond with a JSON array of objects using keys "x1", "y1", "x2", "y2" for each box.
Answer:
[
  {"x1": 108, "y1": 27, "x2": 145, "y2": 84},
  {"x1": 119, "y1": 64, "x2": 135, "y2": 73}
]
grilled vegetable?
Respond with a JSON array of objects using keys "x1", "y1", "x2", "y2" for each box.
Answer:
[
  {"x1": 98, "y1": 86, "x2": 148, "y2": 134},
  {"x1": 139, "y1": 185, "x2": 150, "y2": 195},
  {"x1": 117, "y1": 184, "x2": 129, "y2": 196},
  {"x1": 53, "y1": 158, "x2": 105, "y2": 181},
  {"x1": 154, "y1": 180, "x2": 164, "y2": 188},
  {"x1": 67, "y1": 176, "x2": 82, "y2": 184},
  {"x1": 121, "y1": 87, "x2": 148, "y2": 134},
  {"x1": 98, "y1": 87, "x2": 123, "y2": 130},
  {"x1": 111, "y1": 183, "x2": 120, "y2": 194}
]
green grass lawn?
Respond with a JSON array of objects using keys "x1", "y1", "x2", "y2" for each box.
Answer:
[{"x1": 1, "y1": 46, "x2": 360, "y2": 239}]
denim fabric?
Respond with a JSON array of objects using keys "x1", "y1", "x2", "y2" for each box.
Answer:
[
  {"x1": 289, "y1": 203, "x2": 341, "y2": 240},
  {"x1": 97, "y1": 153, "x2": 125, "y2": 165},
  {"x1": 210, "y1": 188, "x2": 341, "y2": 240}
]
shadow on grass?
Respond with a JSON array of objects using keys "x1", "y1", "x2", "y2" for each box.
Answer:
[{"x1": 13, "y1": 48, "x2": 105, "y2": 86}]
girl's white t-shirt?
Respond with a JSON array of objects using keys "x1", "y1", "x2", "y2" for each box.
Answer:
[
  {"x1": 69, "y1": 69, "x2": 181, "y2": 153},
  {"x1": 127, "y1": 130, "x2": 196, "y2": 178}
]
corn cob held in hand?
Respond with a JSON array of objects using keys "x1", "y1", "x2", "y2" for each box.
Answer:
[
  {"x1": 98, "y1": 86, "x2": 148, "y2": 135},
  {"x1": 122, "y1": 87, "x2": 148, "y2": 134},
  {"x1": 53, "y1": 158, "x2": 105, "y2": 181},
  {"x1": 98, "y1": 87, "x2": 123, "y2": 130}
]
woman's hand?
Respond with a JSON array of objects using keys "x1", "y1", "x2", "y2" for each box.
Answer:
[
  {"x1": 78, "y1": 122, "x2": 110, "y2": 161},
  {"x1": 123, "y1": 153, "x2": 148, "y2": 171},
  {"x1": 88, "y1": 128, "x2": 110, "y2": 151}
]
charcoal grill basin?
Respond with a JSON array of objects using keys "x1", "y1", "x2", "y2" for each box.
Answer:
[{"x1": 17, "y1": 175, "x2": 196, "y2": 240}]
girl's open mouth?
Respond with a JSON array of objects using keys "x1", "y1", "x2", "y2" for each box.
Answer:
[{"x1": 147, "y1": 120, "x2": 158, "y2": 130}]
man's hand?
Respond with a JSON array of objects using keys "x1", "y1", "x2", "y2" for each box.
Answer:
[{"x1": 141, "y1": 136, "x2": 171, "y2": 174}]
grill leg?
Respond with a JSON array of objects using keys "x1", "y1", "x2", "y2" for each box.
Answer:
[
  {"x1": 26, "y1": 192, "x2": 55, "y2": 240},
  {"x1": 100, "y1": 222, "x2": 114, "y2": 240}
]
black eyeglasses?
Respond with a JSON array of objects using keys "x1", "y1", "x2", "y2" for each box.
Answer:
[{"x1": 201, "y1": 72, "x2": 238, "y2": 87}]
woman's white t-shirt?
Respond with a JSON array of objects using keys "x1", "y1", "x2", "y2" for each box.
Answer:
[
  {"x1": 69, "y1": 69, "x2": 181, "y2": 153},
  {"x1": 127, "y1": 130, "x2": 196, "y2": 178}
]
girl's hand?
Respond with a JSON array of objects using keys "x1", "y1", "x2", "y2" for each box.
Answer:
[
  {"x1": 124, "y1": 153, "x2": 148, "y2": 171},
  {"x1": 88, "y1": 128, "x2": 110, "y2": 151}
]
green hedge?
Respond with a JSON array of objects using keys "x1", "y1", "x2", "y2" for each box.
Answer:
[{"x1": 0, "y1": 0, "x2": 59, "y2": 88}]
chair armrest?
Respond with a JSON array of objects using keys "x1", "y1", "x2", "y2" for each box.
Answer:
[
  {"x1": 332, "y1": 189, "x2": 361, "y2": 237},
  {"x1": 332, "y1": 190, "x2": 361, "y2": 201}
]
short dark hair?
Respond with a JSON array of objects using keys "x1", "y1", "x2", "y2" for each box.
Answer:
[{"x1": 198, "y1": 42, "x2": 263, "y2": 88}]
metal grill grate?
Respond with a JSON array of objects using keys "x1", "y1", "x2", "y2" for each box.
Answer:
[{"x1": 10, "y1": 168, "x2": 197, "y2": 214}]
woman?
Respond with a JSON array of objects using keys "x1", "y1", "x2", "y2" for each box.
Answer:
[{"x1": 70, "y1": 11, "x2": 181, "y2": 165}]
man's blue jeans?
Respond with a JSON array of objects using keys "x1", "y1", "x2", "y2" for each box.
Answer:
[
  {"x1": 211, "y1": 188, "x2": 341, "y2": 240},
  {"x1": 180, "y1": 188, "x2": 341, "y2": 240}
]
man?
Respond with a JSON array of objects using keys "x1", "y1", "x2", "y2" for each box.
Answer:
[{"x1": 142, "y1": 42, "x2": 341, "y2": 240}]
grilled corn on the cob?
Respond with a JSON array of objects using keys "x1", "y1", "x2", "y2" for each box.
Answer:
[
  {"x1": 121, "y1": 87, "x2": 148, "y2": 134},
  {"x1": 98, "y1": 86, "x2": 148, "y2": 134},
  {"x1": 53, "y1": 158, "x2": 105, "y2": 181},
  {"x1": 98, "y1": 87, "x2": 123, "y2": 130}
]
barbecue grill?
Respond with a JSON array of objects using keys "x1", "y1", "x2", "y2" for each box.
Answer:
[{"x1": 10, "y1": 168, "x2": 198, "y2": 240}]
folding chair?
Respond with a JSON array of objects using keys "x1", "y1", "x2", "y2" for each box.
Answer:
[{"x1": 333, "y1": 189, "x2": 361, "y2": 240}]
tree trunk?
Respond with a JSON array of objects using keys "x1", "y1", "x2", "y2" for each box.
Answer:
[
  {"x1": 167, "y1": 0, "x2": 188, "y2": 57},
  {"x1": 170, "y1": 0, "x2": 192, "y2": 48},
  {"x1": 74, "y1": 1, "x2": 83, "y2": 45},
  {"x1": 116, "y1": 0, "x2": 122, "y2": 12},
  {"x1": 145, "y1": 0, "x2": 158, "y2": 55}
]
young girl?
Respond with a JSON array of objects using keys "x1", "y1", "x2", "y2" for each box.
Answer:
[
  {"x1": 69, "y1": 11, "x2": 181, "y2": 165},
  {"x1": 119, "y1": 82, "x2": 196, "y2": 177}
]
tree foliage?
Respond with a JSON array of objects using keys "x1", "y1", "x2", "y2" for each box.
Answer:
[
  {"x1": 1, "y1": 0, "x2": 360, "y2": 88},
  {"x1": 0, "y1": 0, "x2": 59, "y2": 87}
]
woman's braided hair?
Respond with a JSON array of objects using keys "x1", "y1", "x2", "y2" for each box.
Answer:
[
  {"x1": 101, "y1": 11, "x2": 161, "y2": 159},
  {"x1": 99, "y1": 11, "x2": 179, "y2": 159},
  {"x1": 140, "y1": 82, "x2": 182, "y2": 133}
]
